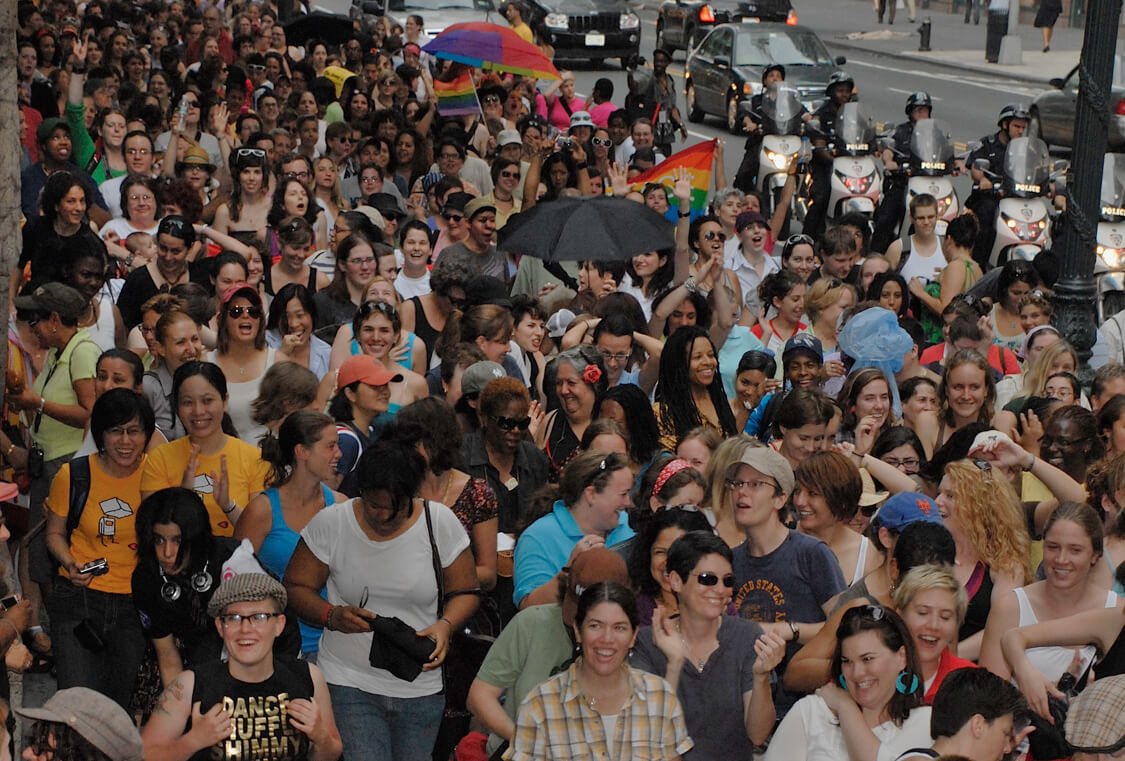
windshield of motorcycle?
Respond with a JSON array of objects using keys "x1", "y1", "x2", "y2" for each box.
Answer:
[
  {"x1": 761, "y1": 84, "x2": 804, "y2": 133},
  {"x1": 1102, "y1": 154, "x2": 1125, "y2": 214},
  {"x1": 1003, "y1": 137, "x2": 1050, "y2": 192},
  {"x1": 909, "y1": 119, "x2": 954, "y2": 168},
  {"x1": 835, "y1": 103, "x2": 875, "y2": 152}
]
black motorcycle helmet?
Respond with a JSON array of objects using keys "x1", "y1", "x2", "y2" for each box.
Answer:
[
  {"x1": 997, "y1": 103, "x2": 1031, "y2": 128},
  {"x1": 825, "y1": 71, "x2": 854, "y2": 97},
  {"x1": 761, "y1": 64, "x2": 785, "y2": 86},
  {"x1": 904, "y1": 91, "x2": 933, "y2": 117}
]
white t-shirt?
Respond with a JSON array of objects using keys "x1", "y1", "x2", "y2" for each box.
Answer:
[
  {"x1": 301, "y1": 499, "x2": 470, "y2": 698},
  {"x1": 99, "y1": 217, "x2": 159, "y2": 241},
  {"x1": 395, "y1": 271, "x2": 431, "y2": 300},
  {"x1": 764, "y1": 695, "x2": 932, "y2": 761}
]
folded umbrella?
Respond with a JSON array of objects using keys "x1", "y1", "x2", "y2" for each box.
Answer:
[
  {"x1": 284, "y1": 12, "x2": 357, "y2": 46},
  {"x1": 498, "y1": 196, "x2": 675, "y2": 263}
]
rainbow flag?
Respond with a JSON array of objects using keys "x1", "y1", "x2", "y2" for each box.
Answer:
[
  {"x1": 630, "y1": 139, "x2": 717, "y2": 214},
  {"x1": 434, "y1": 70, "x2": 479, "y2": 116}
]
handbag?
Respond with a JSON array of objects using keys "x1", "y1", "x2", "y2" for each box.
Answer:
[
  {"x1": 421, "y1": 500, "x2": 490, "y2": 712},
  {"x1": 367, "y1": 614, "x2": 437, "y2": 682}
]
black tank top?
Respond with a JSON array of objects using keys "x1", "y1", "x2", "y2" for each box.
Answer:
[
  {"x1": 1097, "y1": 623, "x2": 1125, "y2": 678},
  {"x1": 191, "y1": 657, "x2": 314, "y2": 761},
  {"x1": 409, "y1": 296, "x2": 440, "y2": 369},
  {"x1": 959, "y1": 562, "x2": 994, "y2": 641}
]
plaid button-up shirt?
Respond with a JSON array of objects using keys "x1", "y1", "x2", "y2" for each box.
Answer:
[{"x1": 506, "y1": 661, "x2": 693, "y2": 761}]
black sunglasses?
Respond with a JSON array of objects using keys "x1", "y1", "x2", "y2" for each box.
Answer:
[
  {"x1": 695, "y1": 572, "x2": 735, "y2": 588},
  {"x1": 492, "y1": 415, "x2": 531, "y2": 432},
  {"x1": 228, "y1": 305, "x2": 263, "y2": 318},
  {"x1": 591, "y1": 137, "x2": 612, "y2": 147}
]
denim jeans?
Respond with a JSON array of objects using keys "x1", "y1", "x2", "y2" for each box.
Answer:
[
  {"x1": 49, "y1": 579, "x2": 145, "y2": 710},
  {"x1": 327, "y1": 684, "x2": 444, "y2": 761}
]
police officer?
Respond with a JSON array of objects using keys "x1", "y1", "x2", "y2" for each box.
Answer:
[
  {"x1": 734, "y1": 64, "x2": 787, "y2": 193},
  {"x1": 803, "y1": 72, "x2": 856, "y2": 240},
  {"x1": 964, "y1": 103, "x2": 1030, "y2": 266},
  {"x1": 870, "y1": 91, "x2": 933, "y2": 255}
]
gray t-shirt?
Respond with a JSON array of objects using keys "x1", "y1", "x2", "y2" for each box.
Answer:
[
  {"x1": 632, "y1": 616, "x2": 764, "y2": 761},
  {"x1": 731, "y1": 529, "x2": 846, "y2": 714},
  {"x1": 441, "y1": 241, "x2": 508, "y2": 281}
]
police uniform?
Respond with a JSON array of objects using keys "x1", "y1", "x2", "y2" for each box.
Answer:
[
  {"x1": 965, "y1": 130, "x2": 1009, "y2": 266},
  {"x1": 870, "y1": 120, "x2": 916, "y2": 254},
  {"x1": 802, "y1": 99, "x2": 845, "y2": 240},
  {"x1": 734, "y1": 92, "x2": 768, "y2": 193}
]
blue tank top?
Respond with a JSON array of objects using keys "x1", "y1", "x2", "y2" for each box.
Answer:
[
  {"x1": 259, "y1": 484, "x2": 335, "y2": 654},
  {"x1": 350, "y1": 332, "x2": 417, "y2": 373}
]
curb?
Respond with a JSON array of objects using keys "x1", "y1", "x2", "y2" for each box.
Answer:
[{"x1": 823, "y1": 37, "x2": 1057, "y2": 85}]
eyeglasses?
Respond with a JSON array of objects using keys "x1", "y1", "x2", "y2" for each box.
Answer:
[
  {"x1": 703, "y1": 230, "x2": 727, "y2": 242},
  {"x1": 337, "y1": 136, "x2": 355, "y2": 144},
  {"x1": 129, "y1": 193, "x2": 155, "y2": 202},
  {"x1": 500, "y1": 170, "x2": 521, "y2": 179},
  {"x1": 599, "y1": 350, "x2": 630, "y2": 364},
  {"x1": 106, "y1": 425, "x2": 145, "y2": 437},
  {"x1": 283, "y1": 171, "x2": 311, "y2": 181},
  {"x1": 725, "y1": 477, "x2": 777, "y2": 493},
  {"x1": 219, "y1": 612, "x2": 281, "y2": 627},
  {"x1": 24, "y1": 315, "x2": 43, "y2": 328},
  {"x1": 883, "y1": 456, "x2": 920, "y2": 472},
  {"x1": 439, "y1": 152, "x2": 462, "y2": 161},
  {"x1": 227, "y1": 305, "x2": 263, "y2": 319},
  {"x1": 1041, "y1": 434, "x2": 1085, "y2": 448},
  {"x1": 695, "y1": 572, "x2": 735, "y2": 588},
  {"x1": 591, "y1": 137, "x2": 612, "y2": 147},
  {"x1": 126, "y1": 147, "x2": 151, "y2": 156},
  {"x1": 360, "y1": 175, "x2": 381, "y2": 184},
  {"x1": 443, "y1": 213, "x2": 465, "y2": 222},
  {"x1": 348, "y1": 256, "x2": 377, "y2": 267},
  {"x1": 492, "y1": 415, "x2": 531, "y2": 431},
  {"x1": 235, "y1": 147, "x2": 266, "y2": 160}
]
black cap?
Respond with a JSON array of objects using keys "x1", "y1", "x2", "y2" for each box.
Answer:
[
  {"x1": 464, "y1": 276, "x2": 511, "y2": 308},
  {"x1": 14, "y1": 283, "x2": 87, "y2": 321},
  {"x1": 368, "y1": 192, "x2": 405, "y2": 219},
  {"x1": 442, "y1": 191, "x2": 474, "y2": 215}
]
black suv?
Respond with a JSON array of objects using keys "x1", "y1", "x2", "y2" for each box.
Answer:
[
  {"x1": 656, "y1": 0, "x2": 795, "y2": 54},
  {"x1": 524, "y1": 0, "x2": 642, "y2": 65}
]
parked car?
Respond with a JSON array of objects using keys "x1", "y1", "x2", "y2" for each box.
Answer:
[
  {"x1": 344, "y1": 0, "x2": 500, "y2": 38},
  {"x1": 525, "y1": 0, "x2": 641, "y2": 66},
  {"x1": 656, "y1": 0, "x2": 796, "y2": 55},
  {"x1": 1030, "y1": 55, "x2": 1125, "y2": 151},
  {"x1": 684, "y1": 23, "x2": 845, "y2": 133}
]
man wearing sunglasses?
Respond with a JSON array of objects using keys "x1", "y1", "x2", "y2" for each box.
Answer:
[
  {"x1": 633, "y1": 530, "x2": 786, "y2": 759},
  {"x1": 726, "y1": 447, "x2": 846, "y2": 716}
]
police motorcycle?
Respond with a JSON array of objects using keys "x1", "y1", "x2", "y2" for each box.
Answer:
[
  {"x1": 816, "y1": 102, "x2": 883, "y2": 223},
  {"x1": 975, "y1": 136, "x2": 1054, "y2": 266},
  {"x1": 1095, "y1": 153, "x2": 1125, "y2": 320},
  {"x1": 751, "y1": 83, "x2": 812, "y2": 221},
  {"x1": 901, "y1": 119, "x2": 960, "y2": 236}
]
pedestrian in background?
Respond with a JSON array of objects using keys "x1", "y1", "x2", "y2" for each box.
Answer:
[{"x1": 1034, "y1": 0, "x2": 1063, "y2": 51}]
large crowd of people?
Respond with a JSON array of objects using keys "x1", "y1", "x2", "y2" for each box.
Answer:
[{"x1": 7, "y1": 0, "x2": 1125, "y2": 760}]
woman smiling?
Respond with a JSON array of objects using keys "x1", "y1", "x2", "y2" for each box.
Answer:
[{"x1": 206, "y1": 284, "x2": 276, "y2": 442}]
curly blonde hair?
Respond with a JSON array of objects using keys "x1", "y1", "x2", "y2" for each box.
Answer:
[{"x1": 944, "y1": 459, "x2": 1031, "y2": 583}]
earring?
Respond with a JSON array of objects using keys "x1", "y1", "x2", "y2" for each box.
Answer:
[
  {"x1": 838, "y1": 674, "x2": 847, "y2": 689},
  {"x1": 895, "y1": 670, "x2": 919, "y2": 694}
]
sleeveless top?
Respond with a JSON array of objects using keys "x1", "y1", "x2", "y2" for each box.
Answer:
[
  {"x1": 1014, "y1": 586, "x2": 1117, "y2": 683},
  {"x1": 259, "y1": 485, "x2": 335, "y2": 654},
  {"x1": 960, "y1": 562, "x2": 995, "y2": 641},
  {"x1": 544, "y1": 412, "x2": 580, "y2": 483},
  {"x1": 898, "y1": 235, "x2": 944, "y2": 283},
  {"x1": 850, "y1": 537, "x2": 873, "y2": 586},
  {"x1": 85, "y1": 292, "x2": 118, "y2": 352},
  {"x1": 990, "y1": 304, "x2": 1026, "y2": 355},
  {"x1": 190, "y1": 658, "x2": 314, "y2": 761},
  {"x1": 408, "y1": 296, "x2": 441, "y2": 370}
]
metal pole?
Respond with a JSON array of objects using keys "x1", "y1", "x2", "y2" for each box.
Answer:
[{"x1": 1052, "y1": 0, "x2": 1122, "y2": 380}]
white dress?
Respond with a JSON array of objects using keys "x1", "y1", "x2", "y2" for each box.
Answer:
[{"x1": 206, "y1": 347, "x2": 276, "y2": 445}]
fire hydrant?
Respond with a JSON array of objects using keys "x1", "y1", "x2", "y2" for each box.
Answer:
[{"x1": 918, "y1": 17, "x2": 932, "y2": 51}]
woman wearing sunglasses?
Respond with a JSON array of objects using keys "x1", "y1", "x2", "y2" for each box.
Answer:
[
  {"x1": 205, "y1": 283, "x2": 275, "y2": 443},
  {"x1": 634, "y1": 530, "x2": 786, "y2": 759},
  {"x1": 768, "y1": 605, "x2": 932, "y2": 761}
]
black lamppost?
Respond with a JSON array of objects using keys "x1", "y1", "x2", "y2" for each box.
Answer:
[{"x1": 1052, "y1": 0, "x2": 1122, "y2": 380}]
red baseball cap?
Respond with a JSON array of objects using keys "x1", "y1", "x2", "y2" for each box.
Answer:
[
  {"x1": 336, "y1": 355, "x2": 402, "y2": 392},
  {"x1": 220, "y1": 282, "x2": 261, "y2": 306}
]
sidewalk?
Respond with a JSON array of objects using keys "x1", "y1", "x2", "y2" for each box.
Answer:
[{"x1": 794, "y1": 0, "x2": 1092, "y2": 84}]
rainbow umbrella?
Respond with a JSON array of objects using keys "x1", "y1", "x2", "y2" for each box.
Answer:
[{"x1": 422, "y1": 22, "x2": 561, "y2": 80}]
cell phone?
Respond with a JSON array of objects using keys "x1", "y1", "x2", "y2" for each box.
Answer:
[
  {"x1": 0, "y1": 594, "x2": 19, "y2": 611},
  {"x1": 78, "y1": 558, "x2": 109, "y2": 576}
]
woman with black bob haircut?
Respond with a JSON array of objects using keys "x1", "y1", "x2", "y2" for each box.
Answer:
[
  {"x1": 283, "y1": 439, "x2": 478, "y2": 761},
  {"x1": 133, "y1": 486, "x2": 301, "y2": 689},
  {"x1": 45, "y1": 389, "x2": 155, "y2": 705},
  {"x1": 766, "y1": 605, "x2": 930, "y2": 761},
  {"x1": 654, "y1": 326, "x2": 738, "y2": 451},
  {"x1": 626, "y1": 506, "x2": 713, "y2": 626},
  {"x1": 266, "y1": 282, "x2": 331, "y2": 379}
]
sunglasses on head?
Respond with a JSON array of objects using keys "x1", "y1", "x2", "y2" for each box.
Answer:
[
  {"x1": 228, "y1": 305, "x2": 262, "y2": 318},
  {"x1": 695, "y1": 572, "x2": 735, "y2": 588},
  {"x1": 492, "y1": 415, "x2": 531, "y2": 431},
  {"x1": 235, "y1": 147, "x2": 266, "y2": 160}
]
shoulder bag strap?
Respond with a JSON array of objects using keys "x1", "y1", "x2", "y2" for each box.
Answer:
[
  {"x1": 421, "y1": 500, "x2": 445, "y2": 617},
  {"x1": 67, "y1": 455, "x2": 92, "y2": 540}
]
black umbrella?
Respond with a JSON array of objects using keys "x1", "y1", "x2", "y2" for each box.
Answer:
[
  {"x1": 284, "y1": 12, "x2": 357, "y2": 47},
  {"x1": 498, "y1": 196, "x2": 676, "y2": 263}
]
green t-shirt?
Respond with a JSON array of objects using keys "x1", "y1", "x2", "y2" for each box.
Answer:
[
  {"x1": 32, "y1": 329, "x2": 100, "y2": 461},
  {"x1": 475, "y1": 603, "x2": 574, "y2": 756}
]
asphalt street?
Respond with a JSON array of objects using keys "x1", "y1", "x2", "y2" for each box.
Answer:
[{"x1": 567, "y1": 4, "x2": 1049, "y2": 191}]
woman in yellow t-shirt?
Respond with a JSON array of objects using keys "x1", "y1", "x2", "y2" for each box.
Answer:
[
  {"x1": 45, "y1": 389, "x2": 152, "y2": 708},
  {"x1": 140, "y1": 361, "x2": 268, "y2": 536}
]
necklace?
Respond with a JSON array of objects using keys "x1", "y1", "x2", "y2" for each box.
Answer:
[
  {"x1": 440, "y1": 470, "x2": 455, "y2": 505},
  {"x1": 679, "y1": 632, "x2": 708, "y2": 671}
]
